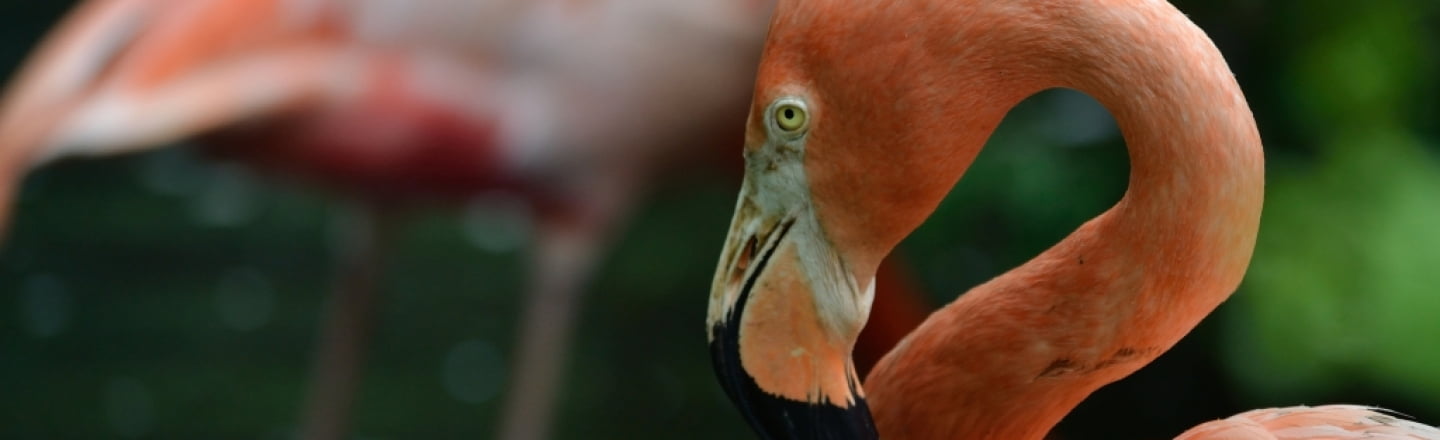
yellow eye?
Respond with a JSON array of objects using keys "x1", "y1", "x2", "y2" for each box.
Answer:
[{"x1": 774, "y1": 103, "x2": 808, "y2": 133}]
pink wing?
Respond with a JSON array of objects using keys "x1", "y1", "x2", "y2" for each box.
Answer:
[
  {"x1": 0, "y1": 0, "x2": 772, "y2": 192},
  {"x1": 0, "y1": 0, "x2": 529, "y2": 201},
  {"x1": 1176, "y1": 405, "x2": 1440, "y2": 440}
]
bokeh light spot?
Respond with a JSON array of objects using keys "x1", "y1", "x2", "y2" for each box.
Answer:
[
  {"x1": 213, "y1": 268, "x2": 276, "y2": 332},
  {"x1": 103, "y1": 377, "x2": 154, "y2": 438},
  {"x1": 442, "y1": 339, "x2": 507, "y2": 404},
  {"x1": 18, "y1": 274, "x2": 70, "y2": 338},
  {"x1": 138, "y1": 148, "x2": 207, "y2": 197},
  {"x1": 192, "y1": 164, "x2": 262, "y2": 227},
  {"x1": 462, "y1": 192, "x2": 533, "y2": 253},
  {"x1": 1039, "y1": 89, "x2": 1118, "y2": 147}
]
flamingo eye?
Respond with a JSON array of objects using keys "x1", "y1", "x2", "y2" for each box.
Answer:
[{"x1": 773, "y1": 103, "x2": 808, "y2": 133}]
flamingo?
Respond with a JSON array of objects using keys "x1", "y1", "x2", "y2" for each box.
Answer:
[
  {"x1": 0, "y1": 0, "x2": 933, "y2": 438},
  {"x1": 702, "y1": 0, "x2": 1440, "y2": 438}
]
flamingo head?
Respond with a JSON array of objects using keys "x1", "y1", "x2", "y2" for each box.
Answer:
[{"x1": 704, "y1": 1, "x2": 1034, "y2": 437}]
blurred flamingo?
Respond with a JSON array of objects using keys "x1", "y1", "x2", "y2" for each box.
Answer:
[
  {"x1": 0, "y1": 0, "x2": 931, "y2": 438},
  {"x1": 702, "y1": 0, "x2": 1440, "y2": 439}
]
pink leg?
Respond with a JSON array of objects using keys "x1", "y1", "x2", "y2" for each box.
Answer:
[
  {"x1": 496, "y1": 219, "x2": 605, "y2": 440},
  {"x1": 497, "y1": 171, "x2": 640, "y2": 440},
  {"x1": 298, "y1": 205, "x2": 399, "y2": 440}
]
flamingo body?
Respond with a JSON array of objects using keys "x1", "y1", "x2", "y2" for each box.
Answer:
[
  {"x1": 1, "y1": 1, "x2": 767, "y2": 439},
  {"x1": 703, "y1": 0, "x2": 1440, "y2": 439},
  {"x1": 1176, "y1": 406, "x2": 1440, "y2": 440},
  {"x1": 5, "y1": 0, "x2": 770, "y2": 196}
]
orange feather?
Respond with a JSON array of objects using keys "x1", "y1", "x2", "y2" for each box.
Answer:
[{"x1": 707, "y1": 0, "x2": 1440, "y2": 439}]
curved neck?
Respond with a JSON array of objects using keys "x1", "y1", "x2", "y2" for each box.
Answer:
[{"x1": 862, "y1": 1, "x2": 1263, "y2": 439}]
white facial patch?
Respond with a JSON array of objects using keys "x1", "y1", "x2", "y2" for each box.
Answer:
[{"x1": 708, "y1": 95, "x2": 873, "y2": 341}]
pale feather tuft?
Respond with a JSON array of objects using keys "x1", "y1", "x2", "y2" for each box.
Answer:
[{"x1": 1176, "y1": 405, "x2": 1440, "y2": 440}]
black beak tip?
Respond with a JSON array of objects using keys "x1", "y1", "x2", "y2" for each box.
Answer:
[
  {"x1": 708, "y1": 217, "x2": 874, "y2": 438},
  {"x1": 709, "y1": 322, "x2": 879, "y2": 440}
]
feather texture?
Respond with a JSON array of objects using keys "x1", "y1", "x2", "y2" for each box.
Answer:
[{"x1": 1177, "y1": 405, "x2": 1440, "y2": 440}]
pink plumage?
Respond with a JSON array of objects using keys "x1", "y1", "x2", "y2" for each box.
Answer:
[
  {"x1": 1178, "y1": 406, "x2": 1440, "y2": 440},
  {"x1": 702, "y1": 0, "x2": 1440, "y2": 439}
]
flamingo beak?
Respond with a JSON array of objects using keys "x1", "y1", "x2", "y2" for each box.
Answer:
[{"x1": 706, "y1": 185, "x2": 879, "y2": 439}]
